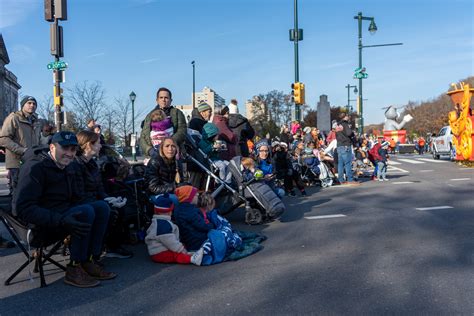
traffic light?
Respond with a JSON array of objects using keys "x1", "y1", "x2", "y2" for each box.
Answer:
[
  {"x1": 292, "y1": 82, "x2": 305, "y2": 105},
  {"x1": 53, "y1": 86, "x2": 63, "y2": 106}
]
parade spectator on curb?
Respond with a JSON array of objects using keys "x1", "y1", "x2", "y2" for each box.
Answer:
[
  {"x1": 291, "y1": 120, "x2": 301, "y2": 135},
  {"x1": 86, "y1": 118, "x2": 96, "y2": 132},
  {"x1": 255, "y1": 140, "x2": 284, "y2": 198},
  {"x1": 279, "y1": 124, "x2": 291, "y2": 146},
  {"x1": 14, "y1": 131, "x2": 116, "y2": 288},
  {"x1": 141, "y1": 87, "x2": 187, "y2": 157},
  {"x1": 377, "y1": 141, "x2": 390, "y2": 181},
  {"x1": 198, "y1": 123, "x2": 232, "y2": 183},
  {"x1": 145, "y1": 137, "x2": 185, "y2": 196},
  {"x1": 228, "y1": 99, "x2": 255, "y2": 157},
  {"x1": 74, "y1": 130, "x2": 132, "y2": 259},
  {"x1": 40, "y1": 122, "x2": 55, "y2": 145},
  {"x1": 212, "y1": 106, "x2": 238, "y2": 161},
  {"x1": 0, "y1": 95, "x2": 42, "y2": 194},
  {"x1": 146, "y1": 193, "x2": 203, "y2": 265},
  {"x1": 336, "y1": 112, "x2": 359, "y2": 185},
  {"x1": 188, "y1": 102, "x2": 213, "y2": 134}
]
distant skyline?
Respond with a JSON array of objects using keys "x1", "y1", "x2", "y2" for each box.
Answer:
[{"x1": 0, "y1": 0, "x2": 472, "y2": 125}]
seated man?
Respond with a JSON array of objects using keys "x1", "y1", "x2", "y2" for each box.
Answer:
[{"x1": 13, "y1": 131, "x2": 116, "y2": 288}]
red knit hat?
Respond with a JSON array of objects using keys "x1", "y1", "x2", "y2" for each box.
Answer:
[{"x1": 175, "y1": 186, "x2": 198, "y2": 203}]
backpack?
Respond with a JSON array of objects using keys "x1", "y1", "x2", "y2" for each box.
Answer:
[{"x1": 368, "y1": 143, "x2": 382, "y2": 162}]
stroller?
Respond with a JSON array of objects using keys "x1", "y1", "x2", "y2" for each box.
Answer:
[
  {"x1": 300, "y1": 151, "x2": 335, "y2": 188},
  {"x1": 183, "y1": 132, "x2": 285, "y2": 225}
]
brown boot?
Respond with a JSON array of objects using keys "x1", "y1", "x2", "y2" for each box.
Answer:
[
  {"x1": 64, "y1": 265, "x2": 100, "y2": 288},
  {"x1": 82, "y1": 261, "x2": 117, "y2": 280}
]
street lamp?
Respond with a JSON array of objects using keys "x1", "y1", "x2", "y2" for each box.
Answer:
[
  {"x1": 354, "y1": 11, "x2": 402, "y2": 134},
  {"x1": 129, "y1": 91, "x2": 137, "y2": 161},
  {"x1": 191, "y1": 61, "x2": 196, "y2": 109},
  {"x1": 345, "y1": 84, "x2": 358, "y2": 113}
]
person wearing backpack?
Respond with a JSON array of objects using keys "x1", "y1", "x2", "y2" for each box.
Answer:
[{"x1": 140, "y1": 88, "x2": 187, "y2": 157}]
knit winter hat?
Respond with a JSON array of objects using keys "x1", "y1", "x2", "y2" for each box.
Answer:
[
  {"x1": 20, "y1": 96, "x2": 37, "y2": 109},
  {"x1": 220, "y1": 106, "x2": 230, "y2": 116},
  {"x1": 255, "y1": 139, "x2": 269, "y2": 151},
  {"x1": 175, "y1": 185, "x2": 198, "y2": 204},
  {"x1": 381, "y1": 141, "x2": 390, "y2": 148},
  {"x1": 197, "y1": 102, "x2": 212, "y2": 113},
  {"x1": 202, "y1": 122, "x2": 219, "y2": 139},
  {"x1": 150, "y1": 193, "x2": 174, "y2": 214},
  {"x1": 303, "y1": 126, "x2": 312, "y2": 134}
]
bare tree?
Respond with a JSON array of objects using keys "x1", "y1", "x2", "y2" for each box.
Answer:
[
  {"x1": 66, "y1": 81, "x2": 106, "y2": 129},
  {"x1": 36, "y1": 94, "x2": 55, "y2": 123}
]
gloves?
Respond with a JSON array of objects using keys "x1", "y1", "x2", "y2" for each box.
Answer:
[
  {"x1": 60, "y1": 211, "x2": 91, "y2": 239},
  {"x1": 104, "y1": 197, "x2": 127, "y2": 208}
]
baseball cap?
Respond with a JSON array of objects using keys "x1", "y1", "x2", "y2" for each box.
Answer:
[{"x1": 51, "y1": 131, "x2": 78, "y2": 146}]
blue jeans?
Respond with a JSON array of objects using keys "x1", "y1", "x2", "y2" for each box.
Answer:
[
  {"x1": 66, "y1": 201, "x2": 110, "y2": 262},
  {"x1": 377, "y1": 161, "x2": 387, "y2": 179},
  {"x1": 337, "y1": 146, "x2": 353, "y2": 183}
]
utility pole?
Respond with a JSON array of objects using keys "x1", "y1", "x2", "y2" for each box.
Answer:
[
  {"x1": 290, "y1": 0, "x2": 304, "y2": 122},
  {"x1": 45, "y1": 0, "x2": 68, "y2": 132},
  {"x1": 191, "y1": 61, "x2": 196, "y2": 109}
]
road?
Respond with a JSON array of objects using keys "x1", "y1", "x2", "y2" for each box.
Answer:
[{"x1": 1, "y1": 154, "x2": 473, "y2": 315}]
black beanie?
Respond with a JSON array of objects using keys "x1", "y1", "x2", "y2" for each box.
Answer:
[
  {"x1": 20, "y1": 96, "x2": 37, "y2": 108},
  {"x1": 220, "y1": 106, "x2": 229, "y2": 116}
]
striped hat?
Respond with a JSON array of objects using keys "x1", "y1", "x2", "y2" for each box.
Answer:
[{"x1": 150, "y1": 194, "x2": 175, "y2": 214}]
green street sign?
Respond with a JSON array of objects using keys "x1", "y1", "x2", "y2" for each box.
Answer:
[
  {"x1": 353, "y1": 67, "x2": 368, "y2": 79},
  {"x1": 47, "y1": 61, "x2": 68, "y2": 70}
]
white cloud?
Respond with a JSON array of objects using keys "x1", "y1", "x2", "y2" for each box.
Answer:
[
  {"x1": 139, "y1": 58, "x2": 159, "y2": 64},
  {"x1": 0, "y1": 0, "x2": 38, "y2": 29},
  {"x1": 86, "y1": 52, "x2": 106, "y2": 58}
]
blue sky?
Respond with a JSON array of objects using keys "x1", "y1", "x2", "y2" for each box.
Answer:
[{"x1": 1, "y1": 0, "x2": 472, "y2": 125}]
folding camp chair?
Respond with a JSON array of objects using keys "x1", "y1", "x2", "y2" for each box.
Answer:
[{"x1": 0, "y1": 206, "x2": 67, "y2": 288}]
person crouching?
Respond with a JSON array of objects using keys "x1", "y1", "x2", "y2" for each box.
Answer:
[{"x1": 145, "y1": 193, "x2": 203, "y2": 265}]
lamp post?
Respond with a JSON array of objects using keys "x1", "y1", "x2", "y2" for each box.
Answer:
[
  {"x1": 354, "y1": 11, "x2": 403, "y2": 134},
  {"x1": 129, "y1": 91, "x2": 137, "y2": 161},
  {"x1": 191, "y1": 61, "x2": 196, "y2": 109},
  {"x1": 345, "y1": 84, "x2": 358, "y2": 113}
]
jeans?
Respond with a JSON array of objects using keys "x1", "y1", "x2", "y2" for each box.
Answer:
[
  {"x1": 67, "y1": 201, "x2": 110, "y2": 262},
  {"x1": 7, "y1": 168, "x2": 19, "y2": 195},
  {"x1": 337, "y1": 146, "x2": 353, "y2": 182},
  {"x1": 377, "y1": 161, "x2": 387, "y2": 179}
]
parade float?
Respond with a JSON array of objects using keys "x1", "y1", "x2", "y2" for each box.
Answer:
[{"x1": 447, "y1": 82, "x2": 474, "y2": 161}]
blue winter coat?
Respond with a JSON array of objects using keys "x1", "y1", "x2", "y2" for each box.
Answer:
[{"x1": 173, "y1": 202, "x2": 215, "y2": 251}]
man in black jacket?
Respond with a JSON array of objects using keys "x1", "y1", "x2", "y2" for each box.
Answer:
[
  {"x1": 228, "y1": 99, "x2": 255, "y2": 157},
  {"x1": 335, "y1": 113, "x2": 359, "y2": 185},
  {"x1": 13, "y1": 131, "x2": 116, "y2": 288}
]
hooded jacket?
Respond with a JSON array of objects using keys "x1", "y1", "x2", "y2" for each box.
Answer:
[
  {"x1": 0, "y1": 110, "x2": 42, "y2": 168},
  {"x1": 140, "y1": 105, "x2": 187, "y2": 157},
  {"x1": 173, "y1": 202, "x2": 215, "y2": 251},
  {"x1": 13, "y1": 147, "x2": 82, "y2": 227},
  {"x1": 228, "y1": 113, "x2": 255, "y2": 157},
  {"x1": 188, "y1": 109, "x2": 208, "y2": 134},
  {"x1": 212, "y1": 114, "x2": 237, "y2": 161},
  {"x1": 198, "y1": 123, "x2": 220, "y2": 161}
]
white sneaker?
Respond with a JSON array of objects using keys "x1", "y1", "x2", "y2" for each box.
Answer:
[
  {"x1": 190, "y1": 248, "x2": 204, "y2": 266},
  {"x1": 383, "y1": 178, "x2": 389, "y2": 181},
  {"x1": 378, "y1": 178, "x2": 383, "y2": 182}
]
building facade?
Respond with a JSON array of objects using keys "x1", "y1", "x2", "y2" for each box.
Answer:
[
  {"x1": 192, "y1": 86, "x2": 225, "y2": 113},
  {"x1": 245, "y1": 98, "x2": 267, "y2": 121},
  {"x1": 0, "y1": 34, "x2": 21, "y2": 126}
]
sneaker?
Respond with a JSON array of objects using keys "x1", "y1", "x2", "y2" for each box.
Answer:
[
  {"x1": 82, "y1": 261, "x2": 117, "y2": 280},
  {"x1": 190, "y1": 248, "x2": 204, "y2": 266},
  {"x1": 378, "y1": 178, "x2": 383, "y2": 182},
  {"x1": 286, "y1": 190, "x2": 296, "y2": 197},
  {"x1": 301, "y1": 190, "x2": 307, "y2": 196},
  {"x1": 105, "y1": 246, "x2": 133, "y2": 259},
  {"x1": 64, "y1": 265, "x2": 100, "y2": 288},
  {"x1": 0, "y1": 236, "x2": 15, "y2": 248},
  {"x1": 383, "y1": 178, "x2": 389, "y2": 181}
]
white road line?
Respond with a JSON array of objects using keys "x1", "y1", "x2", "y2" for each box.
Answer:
[
  {"x1": 305, "y1": 214, "x2": 347, "y2": 220},
  {"x1": 393, "y1": 181, "x2": 415, "y2": 184},
  {"x1": 416, "y1": 206, "x2": 453, "y2": 211},
  {"x1": 416, "y1": 158, "x2": 446, "y2": 163},
  {"x1": 449, "y1": 178, "x2": 471, "y2": 181},
  {"x1": 388, "y1": 166, "x2": 410, "y2": 173},
  {"x1": 388, "y1": 161, "x2": 402, "y2": 165},
  {"x1": 419, "y1": 170, "x2": 434, "y2": 172},
  {"x1": 397, "y1": 158, "x2": 425, "y2": 164}
]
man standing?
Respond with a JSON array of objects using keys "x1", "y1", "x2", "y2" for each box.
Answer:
[
  {"x1": 335, "y1": 113, "x2": 359, "y2": 185},
  {"x1": 140, "y1": 87, "x2": 187, "y2": 157},
  {"x1": 14, "y1": 131, "x2": 116, "y2": 288},
  {"x1": 228, "y1": 99, "x2": 255, "y2": 157},
  {"x1": 0, "y1": 95, "x2": 41, "y2": 194}
]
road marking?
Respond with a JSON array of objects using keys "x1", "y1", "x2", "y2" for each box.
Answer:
[
  {"x1": 388, "y1": 161, "x2": 402, "y2": 165},
  {"x1": 416, "y1": 206, "x2": 453, "y2": 211},
  {"x1": 388, "y1": 166, "x2": 409, "y2": 173},
  {"x1": 416, "y1": 158, "x2": 446, "y2": 163},
  {"x1": 449, "y1": 178, "x2": 471, "y2": 181},
  {"x1": 397, "y1": 158, "x2": 425, "y2": 164},
  {"x1": 305, "y1": 214, "x2": 347, "y2": 220},
  {"x1": 419, "y1": 170, "x2": 434, "y2": 172},
  {"x1": 393, "y1": 181, "x2": 415, "y2": 184}
]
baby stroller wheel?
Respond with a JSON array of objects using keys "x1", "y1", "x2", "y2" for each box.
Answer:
[
  {"x1": 321, "y1": 180, "x2": 329, "y2": 188},
  {"x1": 245, "y1": 208, "x2": 263, "y2": 225}
]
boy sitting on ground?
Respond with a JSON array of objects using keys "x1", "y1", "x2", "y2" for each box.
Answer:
[{"x1": 145, "y1": 193, "x2": 203, "y2": 265}]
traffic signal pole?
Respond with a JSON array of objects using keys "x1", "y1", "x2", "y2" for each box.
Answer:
[{"x1": 293, "y1": 0, "x2": 300, "y2": 122}]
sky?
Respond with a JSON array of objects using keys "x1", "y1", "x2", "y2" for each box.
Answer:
[{"x1": 0, "y1": 0, "x2": 473, "y2": 125}]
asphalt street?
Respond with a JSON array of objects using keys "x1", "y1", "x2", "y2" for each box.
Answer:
[{"x1": 1, "y1": 154, "x2": 473, "y2": 315}]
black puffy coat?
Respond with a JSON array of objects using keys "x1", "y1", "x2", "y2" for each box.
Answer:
[
  {"x1": 73, "y1": 155, "x2": 107, "y2": 203},
  {"x1": 145, "y1": 153, "x2": 184, "y2": 195},
  {"x1": 228, "y1": 113, "x2": 255, "y2": 157}
]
